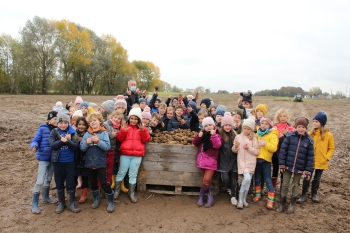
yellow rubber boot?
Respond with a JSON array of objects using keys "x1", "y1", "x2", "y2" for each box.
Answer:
[
  {"x1": 121, "y1": 179, "x2": 129, "y2": 193},
  {"x1": 111, "y1": 174, "x2": 116, "y2": 189}
]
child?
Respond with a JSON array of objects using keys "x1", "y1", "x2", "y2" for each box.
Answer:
[
  {"x1": 148, "y1": 86, "x2": 161, "y2": 114},
  {"x1": 100, "y1": 99, "x2": 115, "y2": 121},
  {"x1": 161, "y1": 107, "x2": 174, "y2": 131},
  {"x1": 80, "y1": 102, "x2": 90, "y2": 117},
  {"x1": 158, "y1": 103, "x2": 167, "y2": 118},
  {"x1": 255, "y1": 104, "x2": 268, "y2": 128},
  {"x1": 165, "y1": 95, "x2": 178, "y2": 107},
  {"x1": 209, "y1": 105, "x2": 217, "y2": 121},
  {"x1": 272, "y1": 108, "x2": 294, "y2": 191},
  {"x1": 66, "y1": 96, "x2": 83, "y2": 111},
  {"x1": 253, "y1": 117, "x2": 278, "y2": 210},
  {"x1": 49, "y1": 109, "x2": 80, "y2": 214},
  {"x1": 30, "y1": 111, "x2": 58, "y2": 214},
  {"x1": 232, "y1": 109, "x2": 243, "y2": 134},
  {"x1": 139, "y1": 98, "x2": 147, "y2": 111},
  {"x1": 214, "y1": 105, "x2": 226, "y2": 129},
  {"x1": 193, "y1": 117, "x2": 222, "y2": 208},
  {"x1": 71, "y1": 110, "x2": 83, "y2": 130},
  {"x1": 80, "y1": 112, "x2": 114, "y2": 213},
  {"x1": 53, "y1": 101, "x2": 63, "y2": 112},
  {"x1": 238, "y1": 92, "x2": 255, "y2": 120},
  {"x1": 150, "y1": 113, "x2": 162, "y2": 133},
  {"x1": 114, "y1": 95, "x2": 128, "y2": 113},
  {"x1": 298, "y1": 112, "x2": 335, "y2": 203},
  {"x1": 74, "y1": 117, "x2": 89, "y2": 204},
  {"x1": 232, "y1": 118, "x2": 259, "y2": 209},
  {"x1": 142, "y1": 106, "x2": 152, "y2": 134},
  {"x1": 200, "y1": 98, "x2": 212, "y2": 111},
  {"x1": 114, "y1": 107, "x2": 151, "y2": 203},
  {"x1": 276, "y1": 117, "x2": 314, "y2": 213},
  {"x1": 218, "y1": 112, "x2": 238, "y2": 206},
  {"x1": 168, "y1": 105, "x2": 190, "y2": 131}
]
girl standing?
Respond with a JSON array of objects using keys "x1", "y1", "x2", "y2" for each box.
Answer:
[
  {"x1": 298, "y1": 112, "x2": 335, "y2": 203},
  {"x1": 232, "y1": 119, "x2": 259, "y2": 209},
  {"x1": 193, "y1": 117, "x2": 222, "y2": 208}
]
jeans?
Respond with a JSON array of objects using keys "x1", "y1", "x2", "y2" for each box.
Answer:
[
  {"x1": 53, "y1": 162, "x2": 76, "y2": 192},
  {"x1": 255, "y1": 161, "x2": 274, "y2": 192},
  {"x1": 33, "y1": 161, "x2": 54, "y2": 193},
  {"x1": 240, "y1": 173, "x2": 252, "y2": 192},
  {"x1": 304, "y1": 169, "x2": 323, "y2": 182},
  {"x1": 87, "y1": 168, "x2": 112, "y2": 193},
  {"x1": 221, "y1": 171, "x2": 238, "y2": 197},
  {"x1": 200, "y1": 169, "x2": 215, "y2": 189},
  {"x1": 281, "y1": 171, "x2": 302, "y2": 198},
  {"x1": 116, "y1": 155, "x2": 142, "y2": 184}
]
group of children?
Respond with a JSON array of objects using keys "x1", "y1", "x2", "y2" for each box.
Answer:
[{"x1": 30, "y1": 88, "x2": 335, "y2": 214}]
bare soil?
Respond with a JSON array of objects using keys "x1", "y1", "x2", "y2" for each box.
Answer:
[{"x1": 0, "y1": 95, "x2": 349, "y2": 233}]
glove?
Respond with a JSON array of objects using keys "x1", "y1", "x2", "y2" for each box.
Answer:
[{"x1": 258, "y1": 139, "x2": 266, "y2": 146}]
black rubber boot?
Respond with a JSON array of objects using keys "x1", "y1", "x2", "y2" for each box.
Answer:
[
  {"x1": 55, "y1": 190, "x2": 66, "y2": 214},
  {"x1": 31, "y1": 192, "x2": 41, "y2": 214},
  {"x1": 42, "y1": 186, "x2": 58, "y2": 204},
  {"x1": 114, "y1": 181, "x2": 122, "y2": 200},
  {"x1": 288, "y1": 196, "x2": 297, "y2": 213},
  {"x1": 311, "y1": 180, "x2": 320, "y2": 203},
  {"x1": 276, "y1": 196, "x2": 286, "y2": 213},
  {"x1": 297, "y1": 179, "x2": 310, "y2": 204},
  {"x1": 128, "y1": 183, "x2": 138, "y2": 203},
  {"x1": 91, "y1": 190, "x2": 100, "y2": 209},
  {"x1": 67, "y1": 191, "x2": 81, "y2": 213},
  {"x1": 106, "y1": 191, "x2": 115, "y2": 213}
]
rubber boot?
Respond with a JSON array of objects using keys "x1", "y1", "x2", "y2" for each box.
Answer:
[
  {"x1": 297, "y1": 179, "x2": 310, "y2": 204},
  {"x1": 55, "y1": 190, "x2": 66, "y2": 214},
  {"x1": 311, "y1": 179, "x2": 320, "y2": 203},
  {"x1": 121, "y1": 179, "x2": 129, "y2": 193},
  {"x1": 42, "y1": 186, "x2": 58, "y2": 204},
  {"x1": 197, "y1": 188, "x2": 206, "y2": 207},
  {"x1": 67, "y1": 191, "x2": 81, "y2": 213},
  {"x1": 205, "y1": 188, "x2": 214, "y2": 208},
  {"x1": 31, "y1": 192, "x2": 41, "y2": 214},
  {"x1": 243, "y1": 190, "x2": 249, "y2": 207},
  {"x1": 253, "y1": 186, "x2": 261, "y2": 202},
  {"x1": 288, "y1": 196, "x2": 297, "y2": 213},
  {"x1": 276, "y1": 196, "x2": 286, "y2": 213},
  {"x1": 114, "y1": 181, "x2": 122, "y2": 200},
  {"x1": 91, "y1": 189, "x2": 100, "y2": 209},
  {"x1": 271, "y1": 177, "x2": 278, "y2": 190},
  {"x1": 237, "y1": 191, "x2": 244, "y2": 209},
  {"x1": 128, "y1": 183, "x2": 138, "y2": 203},
  {"x1": 111, "y1": 174, "x2": 116, "y2": 189},
  {"x1": 266, "y1": 191, "x2": 275, "y2": 210},
  {"x1": 106, "y1": 191, "x2": 115, "y2": 213},
  {"x1": 78, "y1": 188, "x2": 88, "y2": 204}
]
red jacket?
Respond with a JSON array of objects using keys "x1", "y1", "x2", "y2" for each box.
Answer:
[{"x1": 117, "y1": 124, "x2": 150, "y2": 157}]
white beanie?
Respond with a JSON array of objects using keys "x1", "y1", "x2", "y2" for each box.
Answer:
[
  {"x1": 128, "y1": 107, "x2": 142, "y2": 120},
  {"x1": 202, "y1": 117, "x2": 215, "y2": 128},
  {"x1": 72, "y1": 110, "x2": 83, "y2": 118},
  {"x1": 52, "y1": 101, "x2": 63, "y2": 112},
  {"x1": 242, "y1": 118, "x2": 256, "y2": 131}
]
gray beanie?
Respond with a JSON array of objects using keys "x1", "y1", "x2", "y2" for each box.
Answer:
[
  {"x1": 101, "y1": 100, "x2": 115, "y2": 115},
  {"x1": 56, "y1": 109, "x2": 71, "y2": 124}
]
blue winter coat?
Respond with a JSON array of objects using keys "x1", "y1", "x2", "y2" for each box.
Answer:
[
  {"x1": 49, "y1": 125, "x2": 79, "y2": 162},
  {"x1": 167, "y1": 116, "x2": 190, "y2": 131},
  {"x1": 278, "y1": 131, "x2": 314, "y2": 175},
  {"x1": 30, "y1": 123, "x2": 54, "y2": 161}
]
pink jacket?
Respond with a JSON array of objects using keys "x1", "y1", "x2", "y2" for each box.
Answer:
[
  {"x1": 192, "y1": 133, "x2": 222, "y2": 171},
  {"x1": 233, "y1": 133, "x2": 260, "y2": 174}
]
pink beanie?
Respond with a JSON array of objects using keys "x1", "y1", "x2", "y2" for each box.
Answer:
[
  {"x1": 221, "y1": 112, "x2": 234, "y2": 127},
  {"x1": 74, "y1": 96, "x2": 83, "y2": 105},
  {"x1": 114, "y1": 95, "x2": 127, "y2": 109},
  {"x1": 202, "y1": 117, "x2": 215, "y2": 128},
  {"x1": 260, "y1": 117, "x2": 273, "y2": 128},
  {"x1": 142, "y1": 106, "x2": 152, "y2": 121}
]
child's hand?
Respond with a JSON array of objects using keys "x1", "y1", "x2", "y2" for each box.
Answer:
[
  {"x1": 68, "y1": 100, "x2": 73, "y2": 107},
  {"x1": 234, "y1": 141, "x2": 240, "y2": 149},
  {"x1": 195, "y1": 92, "x2": 199, "y2": 100},
  {"x1": 91, "y1": 134, "x2": 99, "y2": 144},
  {"x1": 210, "y1": 129, "x2": 216, "y2": 135},
  {"x1": 60, "y1": 136, "x2": 68, "y2": 143},
  {"x1": 65, "y1": 133, "x2": 71, "y2": 140},
  {"x1": 122, "y1": 122, "x2": 128, "y2": 130},
  {"x1": 169, "y1": 95, "x2": 172, "y2": 99},
  {"x1": 278, "y1": 132, "x2": 284, "y2": 138},
  {"x1": 31, "y1": 146, "x2": 37, "y2": 153},
  {"x1": 181, "y1": 119, "x2": 186, "y2": 125},
  {"x1": 237, "y1": 97, "x2": 242, "y2": 105},
  {"x1": 198, "y1": 131, "x2": 203, "y2": 137},
  {"x1": 138, "y1": 123, "x2": 144, "y2": 131},
  {"x1": 282, "y1": 129, "x2": 287, "y2": 135},
  {"x1": 258, "y1": 139, "x2": 266, "y2": 146},
  {"x1": 304, "y1": 172, "x2": 311, "y2": 181},
  {"x1": 86, "y1": 136, "x2": 92, "y2": 145},
  {"x1": 243, "y1": 144, "x2": 249, "y2": 150}
]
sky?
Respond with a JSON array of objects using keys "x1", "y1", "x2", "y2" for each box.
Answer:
[{"x1": 1, "y1": 0, "x2": 350, "y2": 95}]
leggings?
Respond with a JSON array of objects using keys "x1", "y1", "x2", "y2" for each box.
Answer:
[
  {"x1": 221, "y1": 171, "x2": 238, "y2": 198},
  {"x1": 200, "y1": 169, "x2": 215, "y2": 189}
]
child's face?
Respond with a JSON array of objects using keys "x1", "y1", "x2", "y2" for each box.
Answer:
[
  {"x1": 175, "y1": 108, "x2": 183, "y2": 117},
  {"x1": 77, "y1": 120, "x2": 87, "y2": 132},
  {"x1": 151, "y1": 118, "x2": 159, "y2": 126},
  {"x1": 172, "y1": 99, "x2": 178, "y2": 106},
  {"x1": 166, "y1": 111, "x2": 174, "y2": 119},
  {"x1": 48, "y1": 117, "x2": 57, "y2": 126},
  {"x1": 129, "y1": 116, "x2": 139, "y2": 126},
  {"x1": 223, "y1": 124, "x2": 232, "y2": 132},
  {"x1": 89, "y1": 117, "x2": 101, "y2": 130},
  {"x1": 279, "y1": 113, "x2": 288, "y2": 124},
  {"x1": 111, "y1": 115, "x2": 122, "y2": 123},
  {"x1": 81, "y1": 106, "x2": 88, "y2": 115},
  {"x1": 296, "y1": 125, "x2": 307, "y2": 135},
  {"x1": 180, "y1": 101, "x2": 185, "y2": 108},
  {"x1": 116, "y1": 107, "x2": 126, "y2": 113},
  {"x1": 215, "y1": 115, "x2": 222, "y2": 123},
  {"x1": 211, "y1": 108, "x2": 216, "y2": 116},
  {"x1": 243, "y1": 101, "x2": 252, "y2": 109},
  {"x1": 242, "y1": 126, "x2": 252, "y2": 136},
  {"x1": 198, "y1": 115, "x2": 205, "y2": 124},
  {"x1": 57, "y1": 121, "x2": 69, "y2": 130},
  {"x1": 260, "y1": 120, "x2": 271, "y2": 130},
  {"x1": 139, "y1": 102, "x2": 146, "y2": 109},
  {"x1": 155, "y1": 101, "x2": 160, "y2": 108},
  {"x1": 75, "y1": 103, "x2": 80, "y2": 109},
  {"x1": 159, "y1": 106, "x2": 166, "y2": 115},
  {"x1": 256, "y1": 110, "x2": 264, "y2": 119},
  {"x1": 200, "y1": 103, "x2": 207, "y2": 109},
  {"x1": 142, "y1": 118, "x2": 150, "y2": 125},
  {"x1": 204, "y1": 124, "x2": 214, "y2": 131},
  {"x1": 313, "y1": 120, "x2": 321, "y2": 129},
  {"x1": 233, "y1": 114, "x2": 241, "y2": 123}
]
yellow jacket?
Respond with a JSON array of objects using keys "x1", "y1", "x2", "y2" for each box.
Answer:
[
  {"x1": 257, "y1": 128, "x2": 278, "y2": 162},
  {"x1": 309, "y1": 129, "x2": 335, "y2": 170}
]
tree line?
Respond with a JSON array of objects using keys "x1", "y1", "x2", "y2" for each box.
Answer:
[{"x1": 0, "y1": 16, "x2": 168, "y2": 95}]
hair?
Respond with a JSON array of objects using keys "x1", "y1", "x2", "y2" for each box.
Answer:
[
  {"x1": 128, "y1": 79, "x2": 137, "y2": 86},
  {"x1": 109, "y1": 110, "x2": 123, "y2": 119},
  {"x1": 159, "y1": 103, "x2": 167, "y2": 109},
  {"x1": 219, "y1": 127, "x2": 236, "y2": 143},
  {"x1": 174, "y1": 105, "x2": 183, "y2": 111},
  {"x1": 197, "y1": 109, "x2": 208, "y2": 117},
  {"x1": 75, "y1": 116, "x2": 88, "y2": 128},
  {"x1": 242, "y1": 126, "x2": 255, "y2": 140},
  {"x1": 151, "y1": 112, "x2": 161, "y2": 121},
  {"x1": 309, "y1": 125, "x2": 329, "y2": 140},
  {"x1": 86, "y1": 112, "x2": 104, "y2": 125},
  {"x1": 209, "y1": 106, "x2": 217, "y2": 116},
  {"x1": 274, "y1": 108, "x2": 291, "y2": 123},
  {"x1": 127, "y1": 115, "x2": 141, "y2": 125},
  {"x1": 166, "y1": 106, "x2": 174, "y2": 112}
]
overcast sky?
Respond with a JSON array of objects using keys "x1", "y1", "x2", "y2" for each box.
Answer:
[{"x1": 1, "y1": 0, "x2": 350, "y2": 94}]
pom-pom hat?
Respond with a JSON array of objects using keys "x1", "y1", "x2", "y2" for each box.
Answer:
[
  {"x1": 313, "y1": 112, "x2": 327, "y2": 126},
  {"x1": 242, "y1": 119, "x2": 255, "y2": 131},
  {"x1": 221, "y1": 112, "x2": 235, "y2": 127},
  {"x1": 114, "y1": 95, "x2": 127, "y2": 109},
  {"x1": 141, "y1": 106, "x2": 152, "y2": 121},
  {"x1": 202, "y1": 117, "x2": 215, "y2": 128}
]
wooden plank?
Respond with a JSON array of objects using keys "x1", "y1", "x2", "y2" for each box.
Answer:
[
  {"x1": 146, "y1": 143, "x2": 197, "y2": 155},
  {"x1": 175, "y1": 186, "x2": 182, "y2": 194},
  {"x1": 140, "y1": 160, "x2": 200, "y2": 173},
  {"x1": 139, "y1": 170, "x2": 203, "y2": 186},
  {"x1": 143, "y1": 153, "x2": 197, "y2": 163}
]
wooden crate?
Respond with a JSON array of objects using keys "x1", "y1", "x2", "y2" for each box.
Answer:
[{"x1": 137, "y1": 143, "x2": 220, "y2": 195}]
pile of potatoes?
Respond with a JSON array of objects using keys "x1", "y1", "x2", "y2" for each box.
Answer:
[{"x1": 150, "y1": 129, "x2": 197, "y2": 145}]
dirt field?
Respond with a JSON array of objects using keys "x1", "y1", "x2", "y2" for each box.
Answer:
[{"x1": 0, "y1": 95, "x2": 349, "y2": 233}]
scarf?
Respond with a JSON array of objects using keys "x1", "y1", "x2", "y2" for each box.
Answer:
[
  {"x1": 257, "y1": 128, "x2": 271, "y2": 137},
  {"x1": 202, "y1": 131, "x2": 212, "y2": 151},
  {"x1": 88, "y1": 125, "x2": 107, "y2": 134},
  {"x1": 47, "y1": 123, "x2": 57, "y2": 130},
  {"x1": 110, "y1": 119, "x2": 120, "y2": 129}
]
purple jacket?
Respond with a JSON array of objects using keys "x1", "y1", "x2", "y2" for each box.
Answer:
[{"x1": 192, "y1": 133, "x2": 222, "y2": 170}]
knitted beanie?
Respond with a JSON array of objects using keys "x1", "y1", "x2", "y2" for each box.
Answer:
[
  {"x1": 200, "y1": 98, "x2": 211, "y2": 108},
  {"x1": 56, "y1": 109, "x2": 70, "y2": 123},
  {"x1": 221, "y1": 112, "x2": 235, "y2": 127},
  {"x1": 240, "y1": 92, "x2": 252, "y2": 103},
  {"x1": 52, "y1": 101, "x2": 63, "y2": 112},
  {"x1": 89, "y1": 102, "x2": 97, "y2": 108},
  {"x1": 215, "y1": 105, "x2": 227, "y2": 116},
  {"x1": 114, "y1": 95, "x2": 127, "y2": 109},
  {"x1": 128, "y1": 107, "x2": 142, "y2": 120},
  {"x1": 232, "y1": 108, "x2": 243, "y2": 119},
  {"x1": 72, "y1": 110, "x2": 83, "y2": 118},
  {"x1": 187, "y1": 100, "x2": 197, "y2": 110},
  {"x1": 74, "y1": 96, "x2": 83, "y2": 106},
  {"x1": 202, "y1": 117, "x2": 215, "y2": 128},
  {"x1": 260, "y1": 117, "x2": 273, "y2": 127},
  {"x1": 313, "y1": 112, "x2": 327, "y2": 126},
  {"x1": 139, "y1": 98, "x2": 146, "y2": 103},
  {"x1": 242, "y1": 119, "x2": 255, "y2": 131},
  {"x1": 295, "y1": 117, "x2": 309, "y2": 128},
  {"x1": 79, "y1": 102, "x2": 89, "y2": 109},
  {"x1": 101, "y1": 100, "x2": 115, "y2": 115},
  {"x1": 142, "y1": 106, "x2": 152, "y2": 121},
  {"x1": 256, "y1": 104, "x2": 268, "y2": 115},
  {"x1": 47, "y1": 111, "x2": 58, "y2": 120}
]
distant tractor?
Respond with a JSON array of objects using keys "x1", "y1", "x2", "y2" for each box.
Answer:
[{"x1": 293, "y1": 94, "x2": 303, "y2": 102}]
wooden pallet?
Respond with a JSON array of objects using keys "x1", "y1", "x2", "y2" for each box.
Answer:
[{"x1": 137, "y1": 143, "x2": 220, "y2": 195}]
